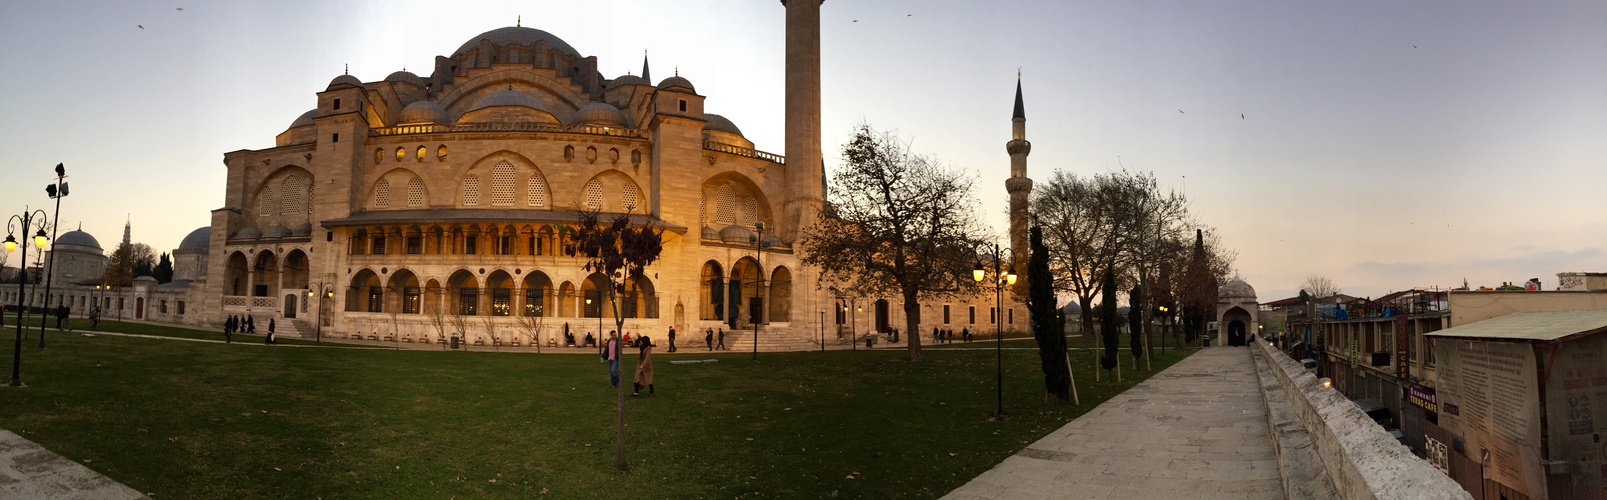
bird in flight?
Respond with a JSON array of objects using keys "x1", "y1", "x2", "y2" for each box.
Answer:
[
  {"x1": 1241, "y1": 114, "x2": 1245, "y2": 119},
  {"x1": 138, "y1": 25, "x2": 144, "y2": 29},
  {"x1": 177, "y1": 7, "x2": 183, "y2": 10},
  {"x1": 1178, "y1": 109, "x2": 1184, "y2": 114}
]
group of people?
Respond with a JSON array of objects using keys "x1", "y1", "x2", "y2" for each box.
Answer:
[
  {"x1": 930, "y1": 327, "x2": 972, "y2": 343},
  {"x1": 704, "y1": 328, "x2": 728, "y2": 350},
  {"x1": 600, "y1": 330, "x2": 656, "y2": 397},
  {"x1": 221, "y1": 314, "x2": 277, "y2": 344}
]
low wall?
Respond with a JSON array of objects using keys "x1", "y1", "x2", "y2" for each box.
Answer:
[{"x1": 1252, "y1": 341, "x2": 1471, "y2": 500}]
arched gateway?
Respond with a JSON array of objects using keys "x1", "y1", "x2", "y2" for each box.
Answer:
[{"x1": 1215, "y1": 278, "x2": 1259, "y2": 347}]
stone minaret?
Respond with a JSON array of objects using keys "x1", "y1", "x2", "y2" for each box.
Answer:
[
  {"x1": 781, "y1": 0, "x2": 824, "y2": 242},
  {"x1": 1006, "y1": 78, "x2": 1033, "y2": 294},
  {"x1": 122, "y1": 216, "x2": 132, "y2": 247}
]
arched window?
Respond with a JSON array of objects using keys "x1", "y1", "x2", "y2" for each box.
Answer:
[
  {"x1": 583, "y1": 180, "x2": 603, "y2": 210},
  {"x1": 395, "y1": 147, "x2": 406, "y2": 160},
  {"x1": 375, "y1": 148, "x2": 383, "y2": 163},
  {"x1": 462, "y1": 175, "x2": 481, "y2": 206},
  {"x1": 490, "y1": 161, "x2": 515, "y2": 206},
  {"x1": 527, "y1": 175, "x2": 547, "y2": 207},
  {"x1": 259, "y1": 187, "x2": 275, "y2": 216},
  {"x1": 437, "y1": 145, "x2": 448, "y2": 160},
  {"x1": 622, "y1": 182, "x2": 640, "y2": 212},
  {"x1": 282, "y1": 175, "x2": 304, "y2": 216},
  {"x1": 373, "y1": 179, "x2": 391, "y2": 208},
  {"x1": 407, "y1": 178, "x2": 425, "y2": 208},
  {"x1": 741, "y1": 196, "x2": 757, "y2": 227},
  {"x1": 715, "y1": 184, "x2": 736, "y2": 226},
  {"x1": 416, "y1": 146, "x2": 427, "y2": 161}
]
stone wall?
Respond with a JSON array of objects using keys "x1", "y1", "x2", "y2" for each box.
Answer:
[{"x1": 1252, "y1": 341, "x2": 1471, "y2": 500}]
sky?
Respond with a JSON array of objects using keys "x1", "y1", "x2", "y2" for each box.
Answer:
[{"x1": 1, "y1": 0, "x2": 1603, "y2": 301}]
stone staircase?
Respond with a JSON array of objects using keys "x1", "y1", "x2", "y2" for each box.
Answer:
[
  {"x1": 276, "y1": 319, "x2": 308, "y2": 338},
  {"x1": 718, "y1": 328, "x2": 823, "y2": 352}
]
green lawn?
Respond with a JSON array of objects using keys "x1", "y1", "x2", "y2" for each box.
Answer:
[
  {"x1": 5, "y1": 315, "x2": 340, "y2": 347},
  {"x1": 1, "y1": 325, "x2": 1196, "y2": 498}
]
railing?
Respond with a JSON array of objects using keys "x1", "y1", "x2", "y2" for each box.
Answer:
[
  {"x1": 704, "y1": 141, "x2": 785, "y2": 165},
  {"x1": 251, "y1": 296, "x2": 278, "y2": 309},
  {"x1": 371, "y1": 122, "x2": 644, "y2": 139},
  {"x1": 223, "y1": 296, "x2": 246, "y2": 307}
]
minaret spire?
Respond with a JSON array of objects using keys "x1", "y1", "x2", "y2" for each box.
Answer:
[
  {"x1": 1005, "y1": 75, "x2": 1033, "y2": 293},
  {"x1": 641, "y1": 49, "x2": 651, "y2": 82},
  {"x1": 122, "y1": 215, "x2": 131, "y2": 246}
]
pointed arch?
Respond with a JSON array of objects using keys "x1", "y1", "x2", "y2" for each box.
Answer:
[
  {"x1": 579, "y1": 170, "x2": 648, "y2": 213},
  {"x1": 521, "y1": 271, "x2": 554, "y2": 317},
  {"x1": 701, "y1": 260, "x2": 725, "y2": 321},
  {"x1": 769, "y1": 266, "x2": 792, "y2": 322}
]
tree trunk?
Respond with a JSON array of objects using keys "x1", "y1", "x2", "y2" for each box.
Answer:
[
  {"x1": 903, "y1": 289, "x2": 923, "y2": 362},
  {"x1": 1079, "y1": 295, "x2": 1095, "y2": 339}
]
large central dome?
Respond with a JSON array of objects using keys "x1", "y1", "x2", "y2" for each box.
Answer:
[{"x1": 453, "y1": 27, "x2": 581, "y2": 59}]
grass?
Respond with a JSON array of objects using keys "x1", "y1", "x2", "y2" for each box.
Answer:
[
  {"x1": 1, "y1": 325, "x2": 1197, "y2": 498},
  {"x1": 5, "y1": 315, "x2": 341, "y2": 347}
]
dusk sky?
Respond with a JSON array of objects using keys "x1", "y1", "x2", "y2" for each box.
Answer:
[{"x1": 2, "y1": 0, "x2": 1603, "y2": 301}]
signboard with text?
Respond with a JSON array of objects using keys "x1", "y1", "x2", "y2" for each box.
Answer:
[
  {"x1": 1350, "y1": 339, "x2": 1358, "y2": 369},
  {"x1": 1425, "y1": 436, "x2": 1450, "y2": 474},
  {"x1": 1408, "y1": 385, "x2": 1437, "y2": 414},
  {"x1": 1396, "y1": 319, "x2": 1411, "y2": 379}
]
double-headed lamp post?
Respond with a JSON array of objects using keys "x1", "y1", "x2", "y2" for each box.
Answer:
[
  {"x1": 39, "y1": 163, "x2": 68, "y2": 349},
  {"x1": 6, "y1": 208, "x2": 50, "y2": 387},
  {"x1": 307, "y1": 284, "x2": 335, "y2": 344},
  {"x1": 973, "y1": 243, "x2": 1016, "y2": 422}
]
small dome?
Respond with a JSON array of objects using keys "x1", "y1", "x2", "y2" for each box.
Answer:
[
  {"x1": 328, "y1": 74, "x2": 363, "y2": 89},
  {"x1": 719, "y1": 225, "x2": 754, "y2": 244},
  {"x1": 262, "y1": 225, "x2": 291, "y2": 239},
  {"x1": 760, "y1": 235, "x2": 784, "y2": 248},
  {"x1": 177, "y1": 227, "x2": 211, "y2": 250},
  {"x1": 399, "y1": 100, "x2": 449, "y2": 124},
  {"x1": 468, "y1": 90, "x2": 552, "y2": 114},
  {"x1": 703, "y1": 114, "x2": 743, "y2": 136},
  {"x1": 573, "y1": 102, "x2": 626, "y2": 126},
  {"x1": 54, "y1": 230, "x2": 101, "y2": 250},
  {"x1": 231, "y1": 227, "x2": 261, "y2": 240},
  {"x1": 385, "y1": 70, "x2": 423, "y2": 86},
  {"x1": 1219, "y1": 278, "x2": 1257, "y2": 299},
  {"x1": 292, "y1": 223, "x2": 312, "y2": 237},
  {"x1": 607, "y1": 74, "x2": 649, "y2": 89},
  {"x1": 289, "y1": 109, "x2": 317, "y2": 129},
  {"x1": 656, "y1": 76, "x2": 695, "y2": 93},
  {"x1": 701, "y1": 226, "x2": 719, "y2": 240},
  {"x1": 453, "y1": 26, "x2": 582, "y2": 59}
]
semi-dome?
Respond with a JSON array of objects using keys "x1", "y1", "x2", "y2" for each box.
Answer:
[
  {"x1": 468, "y1": 90, "x2": 552, "y2": 114},
  {"x1": 701, "y1": 226, "x2": 720, "y2": 240},
  {"x1": 760, "y1": 235, "x2": 785, "y2": 248},
  {"x1": 1219, "y1": 277, "x2": 1256, "y2": 299},
  {"x1": 262, "y1": 225, "x2": 292, "y2": 239},
  {"x1": 328, "y1": 74, "x2": 363, "y2": 89},
  {"x1": 231, "y1": 227, "x2": 262, "y2": 240},
  {"x1": 607, "y1": 74, "x2": 649, "y2": 89},
  {"x1": 54, "y1": 230, "x2": 101, "y2": 250},
  {"x1": 385, "y1": 70, "x2": 423, "y2": 86},
  {"x1": 453, "y1": 27, "x2": 581, "y2": 59},
  {"x1": 656, "y1": 76, "x2": 695, "y2": 93},
  {"x1": 399, "y1": 100, "x2": 449, "y2": 124},
  {"x1": 177, "y1": 227, "x2": 211, "y2": 250},
  {"x1": 289, "y1": 109, "x2": 317, "y2": 129},
  {"x1": 719, "y1": 225, "x2": 754, "y2": 244},
  {"x1": 703, "y1": 114, "x2": 743, "y2": 136},
  {"x1": 572, "y1": 102, "x2": 626, "y2": 126}
]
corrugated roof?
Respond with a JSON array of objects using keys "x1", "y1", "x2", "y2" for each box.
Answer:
[{"x1": 1425, "y1": 308, "x2": 1607, "y2": 341}]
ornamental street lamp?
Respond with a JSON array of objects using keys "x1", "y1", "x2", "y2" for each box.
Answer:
[
  {"x1": 307, "y1": 283, "x2": 336, "y2": 344},
  {"x1": 6, "y1": 208, "x2": 50, "y2": 386},
  {"x1": 973, "y1": 242, "x2": 1016, "y2": 422},
  {"x1": 38, "y1": 164, "x2": 68, "y2": 349}
]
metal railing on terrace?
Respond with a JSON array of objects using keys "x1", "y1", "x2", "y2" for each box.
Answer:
[
  {"x1": 703, "y1": 141, "x2": 785, "y2": 164},
  {"x1": 370, "y1": 122, "x2": 644, "y2": 138}
]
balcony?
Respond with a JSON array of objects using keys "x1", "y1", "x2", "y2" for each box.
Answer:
[
  {"x1": 370, "y1": 122, "x2": 644, "y2": 139},
  {"x1": 704, "y1": 141, "x2": 785, "y2": 165}
]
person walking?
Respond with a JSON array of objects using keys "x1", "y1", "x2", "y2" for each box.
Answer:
[
  {"x1": 55, "y1": 305, "x2": 69, "y2": 331},
  {"x1": 265, "y1": 318, "x2": 277, "y2": 344},
  {"x1": 667, "y1": 326, "x2": 677, "y2": 353},
  {"x1": 602, "y1": 331, "x2": 621, "y2": 388},
  {"x1": 91, "y1": 307, "x2": 101, "y2": 328},
  {"x1": 705, "y1": 328, "x2": 714, "y2": 350},
  {"x1": 633, "y1": 334, "x2": 656, "y2": 397},
  {"x1": 716, "y1": 328, "x2": 726, "y2": 350},
  {"x1": 246, "y1": 315, "x2": 256, "y2": 334}
]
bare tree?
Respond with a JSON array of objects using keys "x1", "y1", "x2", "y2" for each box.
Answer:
[
  {"x1": 479, "y1": 312, "x2": 501, "y2": 352},
  {"x1": 425, "y1": 287, "x2": 449, "y2": 351},
  {"x1": 1300, "y1": 274, "x2": 1341, "y2": 299},
  {"x1": 448, "y1": 289, "x2": 473, "y2": 351},
  {"x1": 799, "y1": 124, "x2": 984, "y2": 362},
  {"x1": 515, "y1": 305, "x2": 546, "y2": 353}
]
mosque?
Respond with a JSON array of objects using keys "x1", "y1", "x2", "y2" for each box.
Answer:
[{"x1": 9, "y1": 2, "x2": 1032, "y2": 348}]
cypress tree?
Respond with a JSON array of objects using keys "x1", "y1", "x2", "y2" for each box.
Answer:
[
  {"x1": 1028, "y1": 227, "x2": 1070, "y2": 401},
  {"x1": 1099, "y1": 265, "x2": 1119, "y2": 373},
  {"x1": 1129, "y1": 286, "x2": 1143, "y2": 364}
]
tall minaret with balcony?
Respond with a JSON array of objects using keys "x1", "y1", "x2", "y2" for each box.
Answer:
[
  {"x1": 781, "y1": 0, "x2": 824, "y2": 243},
  {"x1": 1006, "y1": 77, "x2": 1032, "y2": 294}
]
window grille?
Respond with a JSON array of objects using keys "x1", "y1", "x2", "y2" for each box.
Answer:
[
  {"x1": 622, "y1": 182, "x2": 640, "y2": 212},
  {"x1": 260, "y1": 187, "x2": 274, "y2": 216},
  {"x1": 715, "y1": 184, "x2": 735, "y2": 225},
  {"x1": 490, "y1": 162, "x2": 515, "y2": 206},
  {"x1": 282, "y1": 175, "x2": 303, "y2": 215},
  {"x1": 584, "y1": 180, "x2": 603, "y2": 210},
  {"x1": 407, "y1": 178, "x2": 425, "y2": 207},
  {"x1": 462, "y1": 175, "x2": 480, "y2": 206},
  {"x1": 373, "y1": 179, "x2": 390, "y2": 208},
  {"x1": 527, "y1": 175, "x2": 547, "y2": 207}
]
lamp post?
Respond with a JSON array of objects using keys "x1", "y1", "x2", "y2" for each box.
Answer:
[
  {"x1": 747, "y1": 221, "x2": 764, "y2": 361},
  {"x1": 1157, "y1": 306, "x2": 1169, "y2": 353},
  {"x1": 38, "y1": 164, "x2": 67, "y2": 349},
  {"x1": 6, "y1": 207, "x2": 50, "y2": 386},
  {"x1": 587, "y1": 296, "x2": 601, "y2": 355},
  {"x1": 307, "y1": 283, "x2": 335, "y2": 344},
  {"x1": 973, "y1": 242, "x2": 1016, "y2": 422}
]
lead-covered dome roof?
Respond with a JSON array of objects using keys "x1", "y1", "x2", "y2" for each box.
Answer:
[
  {"x1": 656, "y1": 76, "x2": 695, "y2": 93},
  {"x1": 385, "y1": 70, "x2": 423, "y2": 86},
  {"x1": 400, "y1": 100, "x2": 449, "y2": 124},
  {"x1": 703, "y1": 114, "x2": 743, "y2": 136},
  {"x1": 468, "y1": 90, "x2": 552, "y2": 114},
  {"x1": 1219, "y1": 278, "x2": 1256, "y2": 299},
  {"x1": 55, "y1": 230, "x2": 101, "y2": 250},
  {"x1": 454, "y1": 27, "x2": 581, "y2": 59},
  {"x1": 178, "y1": 227, "x2": 211, "y2": 250},
  {"x1": 607, "y1": 75, "x2": 649, "y2": 89},
  {"x1": 328, "y1": 74, "x2": 363, "y2": 89},
  {"x1": 289, "y1": 109, "x2": 316, "y2": 129},
  {"x1": 573, "y1": 102, "x2": 626, "y2": 126}
]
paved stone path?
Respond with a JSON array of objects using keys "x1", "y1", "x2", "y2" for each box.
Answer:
[
  {"x1": 944, "y1": 347, "x2": 1284, "y2": 500},
  {"x1": 0, "y1": 429, "x2": 147, "y2": 500}
]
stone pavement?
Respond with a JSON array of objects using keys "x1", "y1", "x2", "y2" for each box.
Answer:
[
  {"x1": 0, "y1": 429, "x2": 147, "y2": 500},
  {"x1": 944, "y1": 347, "x2": 1284, "y2": 500}
]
